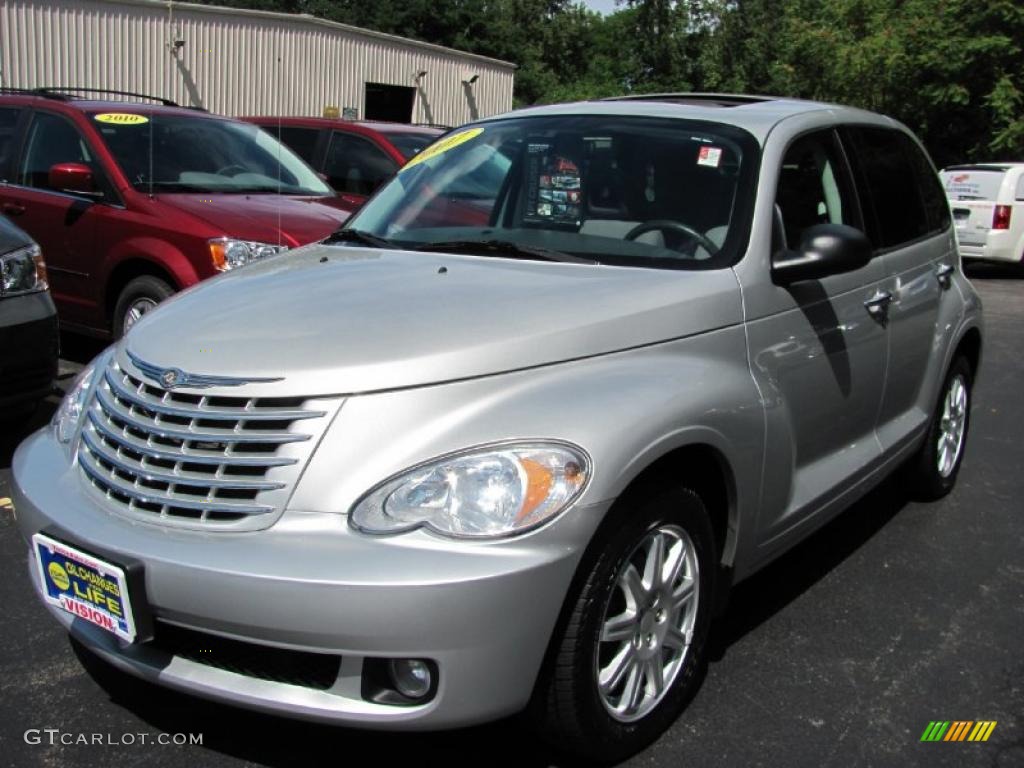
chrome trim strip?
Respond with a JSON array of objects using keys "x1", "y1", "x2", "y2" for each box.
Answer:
[
  {"x1": 85, "y1": 410, "x2": 299, "y2": 467},
  {"x1": 126, "y1": 349, "x2": 284, "y2": 389},
  {"x1": 94, "y1": 386, "x2": 311, "y2": 444},
  {"x1": 78, "y1": 451, "x2": 275, "y2": 515},
  {"x1": 80, "y1": 430, "x2": 286, "y2": 491},
  {"x1": 106, "y1": 368, "x2": 324, "y2": 421}
]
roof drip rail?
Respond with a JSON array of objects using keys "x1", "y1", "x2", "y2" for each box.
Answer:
[
  {"x1": 601, "y1": 93, "x2": 774, "y2": 107},
  {"x1": 0, "y1": 86, "x2": 69, "y2": 100},
  {"x1": 32, "y1": 87, "x2": 179, "y2": 106}
]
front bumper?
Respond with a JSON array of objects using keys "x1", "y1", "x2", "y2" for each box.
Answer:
[
  {"x1": 0, "y1": 290, "x2": 58, "y2": 410},
  {"x1": 12, "y1": 430, "x2": 609, "y2": 729}
]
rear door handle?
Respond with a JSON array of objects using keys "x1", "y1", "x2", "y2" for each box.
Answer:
[
  {"x1": 864, "y1": 290, "x2": 893, "y2": 320},
  {"x1": 2, "y1": 202, "x2": 25, "y2": 216},
  {"x1": 936, "y1": 262, "x2": 954, "y2": 288}
]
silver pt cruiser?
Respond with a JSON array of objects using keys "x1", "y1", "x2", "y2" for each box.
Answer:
[{"x1": 12, "y1": 94, "x2": 982, "y2": 761}]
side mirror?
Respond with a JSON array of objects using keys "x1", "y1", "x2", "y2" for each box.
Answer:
[
  {"x1": 48, "y1": 163, "x2": 101, "y2": 198},
  {"x1": 772, "y1": 223, "x2": 872, "y2": 284}
]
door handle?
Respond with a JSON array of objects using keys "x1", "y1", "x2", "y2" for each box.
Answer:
[
  {"x1": 936, "y1": 262, "x2": 954, "y2": 289},
  {"x1": 864, "y1": 290, "x2": 893, "y2": 320},
  {"x1": 1, "y1": 202, "x2": 25, "y2": 216}
]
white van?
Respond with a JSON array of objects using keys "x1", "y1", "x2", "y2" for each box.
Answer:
[{"x1": 940, "y1": 163, "x2": 1024, "y2": 263}]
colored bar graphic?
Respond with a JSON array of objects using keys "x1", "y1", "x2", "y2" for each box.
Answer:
[
  {"x1": 944, "y1": 721, "x2": 972, "y2": 741},
  {"x1": 921, "y1": 720, "x2": 996, "y2": 742},
  {"x1": 921, "y1": 721, "x2": 950, "y2": 741}
]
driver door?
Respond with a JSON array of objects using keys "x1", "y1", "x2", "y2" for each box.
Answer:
[{"x1": 742, "y1": 128, "x2": 889, "y2": 551}]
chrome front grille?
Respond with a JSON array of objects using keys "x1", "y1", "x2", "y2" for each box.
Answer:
[{"x1": 77, "y1": 359, "x2": 339, "y2": 531}]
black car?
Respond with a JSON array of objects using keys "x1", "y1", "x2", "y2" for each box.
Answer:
[{"x1": 0, "y1": 214, "x2": 57, "y2": 421}]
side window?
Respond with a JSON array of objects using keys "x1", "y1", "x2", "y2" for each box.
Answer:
[
  {"x1": 274, "y1": 126, "x2": 320, "y2": 165},
  {"x1": 775, "y1": 130, "x2": 857, "y2": 250},
  {"x1": 901, "y1": 134, "x2": 951, "y2": 232},
  {"x1": 0, "y1": 107, "x2": 23, "y2": 182},
  {"x1": 324, "y1": 132, "x2": 397, "y2": 195},
  {"x1": 1016, "y1": 173, "x2": 1024, "y2": 202},
  {"x1": 18, "y1": 112, "x2": 95, "y2": 190},
  {"x1": 841, "y1": 126, "x2": 931, "y2": 249}
]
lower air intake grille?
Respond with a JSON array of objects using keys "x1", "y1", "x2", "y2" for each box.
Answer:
[{"x1": 150, "y1": 622, "x2": 341, "y2": 690}]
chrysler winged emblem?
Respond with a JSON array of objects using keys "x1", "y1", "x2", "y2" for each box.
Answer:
[
  {"x1": 161, "y1": 368, "x2": 184, "y2": 389},
  {"x1": 126, "y1": 350, "x2": 283, "y2": 389}
]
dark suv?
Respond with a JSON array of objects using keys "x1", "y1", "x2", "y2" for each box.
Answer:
[
  {"x1": 245, "y1": 117, "x2": 443, "y2": 210},
  {"x1": 0, "y1": 88, "x2": 352, "y2": 337},
  {"x1": 0, "y1": 213, "x2": 57, "y2": 422}
]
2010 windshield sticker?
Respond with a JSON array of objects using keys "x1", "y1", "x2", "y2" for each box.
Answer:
[
  {"x1": 401, "y1": 127, "x2": 484, "y2": 171},
  {"x1": 697, "y1": 146, "x2": 722, "y2": 168},
  {"x1": 94, "y1": 113, "x2": 149, "y2": 125}
]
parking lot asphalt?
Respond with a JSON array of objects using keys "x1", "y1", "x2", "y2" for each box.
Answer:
[{"x1": 0, "y1": 264, "x2": 1021, "y2": 768}]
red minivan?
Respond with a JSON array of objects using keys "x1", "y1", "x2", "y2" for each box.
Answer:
[{"x1": 0, "y1": 89, "x2": 353, "y2": 337}]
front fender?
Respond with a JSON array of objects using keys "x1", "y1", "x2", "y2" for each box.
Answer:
[
  {"x1": 290, "y1": 324, "x2": 765, "y2": 568},
  {"x1": 100, "y1": 236, "x2": 202, "y2": 299}
]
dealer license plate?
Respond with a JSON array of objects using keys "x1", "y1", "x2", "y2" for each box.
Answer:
[{"x1": 32, "y1": 533, "x2": 137, "y2": 643}]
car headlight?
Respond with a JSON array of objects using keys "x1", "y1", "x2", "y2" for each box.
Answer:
[
  {"x1": 350, "y1": 442, "x2": 590, "y2": 538},
  {"x1": 208, "y1": 238, "x2": 288, "y2": 271},
  {"x1": 0, "y1": 243, "x2": 48, "y2": 296},
  {"x1": 52, "y1": 360, "x2": 98, "y2": 445}
]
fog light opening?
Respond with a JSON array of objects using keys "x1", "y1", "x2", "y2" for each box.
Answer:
[{"x1": 389, "y1": 658, "x2": 432, "y2": 700}]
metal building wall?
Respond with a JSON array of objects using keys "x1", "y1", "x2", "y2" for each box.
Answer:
[{"x1": 0, "y1": 0, "x2": 516, "y2": 125}]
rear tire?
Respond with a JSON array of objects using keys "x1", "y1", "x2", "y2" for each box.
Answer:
[
  {"x1": 113, "y1": 276, "x2": 174, "y2": 339},
  {"x1": 908, "y1": 356, "x2": 973, "y2": 500},
  {"x1": 532, "y1": 484, "x2": 716, "y2": 763}
]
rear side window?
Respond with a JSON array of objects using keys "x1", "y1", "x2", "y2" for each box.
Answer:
[
  {"x1": 268, "y1": 125, "x2": 320, "y2": 165},
  {"x1": 904, "y1": 138, "x2": 951, "y2": 232},
  {"x1": 324, "y1": 132, "x2": 397, "y2": 196},
  {"x1": 841, "y1": 126, "x2": 942, "y2": 250},
  {"x1": 19, "y1": 112, "x2": 95, "y2": 190},
  {"x1": 0, "y1": 107, "x2": 22, "y2": 181}
]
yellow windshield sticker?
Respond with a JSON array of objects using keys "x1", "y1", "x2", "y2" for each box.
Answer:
[
  {"x1": 94, "y1": 113, "x2": 149, "y2": 125},
  {"x1": 401, "y1": 127, "x2": 484, "y2": 171}
]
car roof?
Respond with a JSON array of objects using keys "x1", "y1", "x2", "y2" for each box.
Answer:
[
  {"x1": 245, "y1": 116, "x2": 445, "y2": 134},
  {"x1": 479, "y1": 93, "x2": 894, "y2": 142},
  {"x1": 0, "y1": 91, "x2": 221, "y2": 120},
  {"x1": 942, "y1": 163, "x2": 1024, "y2": 172}
]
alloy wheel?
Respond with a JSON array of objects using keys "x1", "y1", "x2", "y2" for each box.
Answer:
[
  {"x1": 596, "y1": 524, "x2": 700, "y2": 722},
  {"x1": 937, "y1": 373, "x2": 968, "y2": 478}
]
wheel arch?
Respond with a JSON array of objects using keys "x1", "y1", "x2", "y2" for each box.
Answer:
[
  {"x1": 954, "y1": 325, "x2": 982, "y2": 379},
  {"x1": 104, "y1": 259, "x2": 180, "y2": 325},
  {"x1": 612, "y1": 442, "x2": 738, "y2": 571}
]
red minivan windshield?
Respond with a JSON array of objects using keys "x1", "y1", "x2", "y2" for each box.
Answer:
[{"x1": 91, "y1": 112, "x2": 333, "y2": 196}]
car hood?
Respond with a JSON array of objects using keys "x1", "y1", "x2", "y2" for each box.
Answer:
[
  {"x1": 121, "y1": 244, "x2": 743, "y2": 396},
  {"x1": 155, "y1": 193, "x2": 350, "y2": 247}
]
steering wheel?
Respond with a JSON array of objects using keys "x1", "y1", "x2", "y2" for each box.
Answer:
[
  {"x1": 215, "y1": 164, "x2": 248, "y2": 177},
  {"x1": 625, "y1": 220, "x2": 721, "y2": 257}
]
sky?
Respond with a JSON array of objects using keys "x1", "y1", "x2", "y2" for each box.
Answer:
[{"x1": 582, "y1": 0, "x2": 620, "y2": 15}]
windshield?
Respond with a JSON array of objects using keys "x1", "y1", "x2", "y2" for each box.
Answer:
[
  {"x1": 344, "y1": 115, "x2": 758, "y2": 269},
  {"x1": 92, "y1": 112, "x2": 333, "y2": 195},
  {"x1": 385, "y1": 132, "x2": 442, "y2": 159}
]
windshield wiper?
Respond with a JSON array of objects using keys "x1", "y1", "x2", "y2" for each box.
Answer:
[
  {"x1": 324, "y1": 228, "x2": 394, "y2": 248},
  {"x1": 411, "y1": 239, "x2": 599, "y2": 265}
]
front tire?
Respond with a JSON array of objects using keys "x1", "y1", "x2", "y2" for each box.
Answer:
[
  {"x1": 533, "y1": 485, "x2": 716, "y2": 762},
  {"x1": 113, "y1": 276, "x2": 174, "y2": 338},
  {"x1": 908, "y1": 356, "x2": 973, "y2": 500}
]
